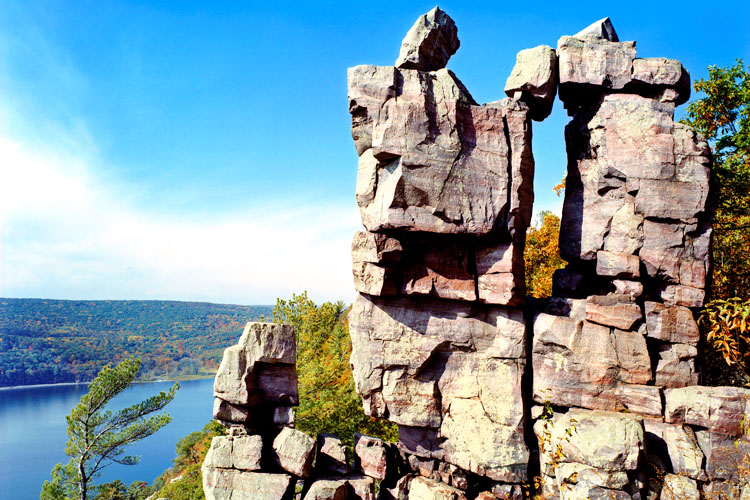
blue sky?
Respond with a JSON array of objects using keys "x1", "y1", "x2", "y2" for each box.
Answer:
[{"x1": 1, "y1": 0, "x2": 749, "y2": 304}]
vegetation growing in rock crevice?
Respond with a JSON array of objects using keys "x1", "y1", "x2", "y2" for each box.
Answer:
[
  {"x1": 524, "y1": 211, "x2": 565, "y2": 298},
  {"x1": 272, "y1": 292, "x2": 398, "y2": 446}
]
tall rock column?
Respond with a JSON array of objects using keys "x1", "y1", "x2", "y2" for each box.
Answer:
[{"x1": 347, "y1": 7, "x2": 541, "y2": 495}]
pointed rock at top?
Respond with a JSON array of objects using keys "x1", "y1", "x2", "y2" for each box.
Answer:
[
  {"x1": 396, "y1": 6, "x2": 460, "y2": 71},
  {"x1": 573, "y1": 17, "x2": 619, "y2": 42}
]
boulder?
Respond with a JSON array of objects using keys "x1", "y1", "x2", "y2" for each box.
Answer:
[
  {"x1": 271, "y1": 427, "x2": 316, "y2": 478},
  {"x1": 395, "y1": 7, "x2": 460, "y2": 71},
  {"x1": 653, "y1": 343, "x2": 699, "y2": 388},
  {"x1": 504, "y1": 45, "x2": 558, "y2": 120},
  {"x1": 317, "y1": 433, "x2": 350, "y2": 476},
  {"x1": 399, "y1": 475, "x2": 468, "y2": 500},
  {"x1": 664, "y1": 386, "x2": 750, "y2": 435},
  {"x1": 213, "y1": 321, "x2": 298, "y2": 422},
  {"x1": 643, "y1": 420, "x2": 704, "y2": 479},
  {"x1": 532, "y1": 311, "x2": 652, "y2": 411},
  {"x1": 303, "y1": 479, "x2": 348, "y2": 500},
  {"x1": 661, "y1": 474, "x2": 700, "y2": 500},
  {"x1": 348, "y1": 65, "x2": 534, "y2": 238},
  {"x1": 238, "y1": 322, "x2": 296, "y2": 364},
  {"x1": 573, "y1": 17, "x2": 619, "y2": 41},
  {"x1": 644, "y1": 302, "x2": 700, "y2": 345},
  {"x1": 695, "y1": 430, "x2": 750, "y2": 481},
  {"x1": 232, "y1": 435, "x2": 263, "y2": 471},
  {"x1": 584, "y1": 296, "x2": 642, "y2": 330},
  {"x1": 202, "y1": 468, "x2": 293, "y2": 500},
  {"x1": 354, "y1": 433, "x2": 390, "y2": 480}
]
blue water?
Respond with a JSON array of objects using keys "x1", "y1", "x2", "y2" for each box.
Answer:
[{"x1": 0, "y1": 378, "x2": 214, "y2": 500}]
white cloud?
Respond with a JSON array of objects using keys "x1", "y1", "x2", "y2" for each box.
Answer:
[{"x1": 0, "y1": 137, "x2": 361, "y2": 304}]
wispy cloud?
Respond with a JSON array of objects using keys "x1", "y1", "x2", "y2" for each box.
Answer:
[{"x1": 0, "y1": 136, "x2": 360, "y2": 304}]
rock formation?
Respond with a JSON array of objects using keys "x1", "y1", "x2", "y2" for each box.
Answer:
[
  {"x1": 344, "y1": 7, "x2": 749, "y2": 500},
  {"x1": 202, "y1": 7, "x2": 749, "y2": 500}
]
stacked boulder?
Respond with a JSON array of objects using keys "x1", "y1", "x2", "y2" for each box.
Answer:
[
  {"x1": 203, "y1": 322, "x2": 383, "y2": 500},
  {"x1": 346, "y1": 9, "x2": 750, "y2": 500},
  {"x1": 348, "y1": 5, "x2": 542, "y2": 498}
]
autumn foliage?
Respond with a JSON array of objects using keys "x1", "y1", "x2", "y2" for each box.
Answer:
[{"x1": 524, "y1": 211, "x2": 566, "y2": 298}]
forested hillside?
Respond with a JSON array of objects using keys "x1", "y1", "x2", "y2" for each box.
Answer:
[{"x1": 0, "y1": 299, "x2": 272, "y2": 387}]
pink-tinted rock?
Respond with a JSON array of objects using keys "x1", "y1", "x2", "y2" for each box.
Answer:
[
  {"x1": 213, "y1": 398, "x2": 252, "y2": 424},
  {"x1": 317, "y1": 433, "x2": 350, "y2": 476},
  {"x1": 232, "y1": 435, "x2": 263, "y2": 471},
  {"x1": 271, "y1": 427, "x2": 316, "y2": 478},
  {"x1": 303, "y1": 479, "x2": 348, "y2": 500},
  {"x1": 202, "y1": 468, "x2": 293, "y2": 500},
  {"x1": 533, "y1": 312, "x2": 652, "y2": 411},
  {"x1": 644, "y1": 301, "x2": 700, "y2": 345},
  {"x1": 632, "y1": 57, "x2": 691, "y2": 104},
  {"x1": 558, "y1": 36, "x2": 636, "y2": 94},
  {"x1": 395, "y1": 7, "x2": 460, "y2": 72},
  {"x1": 504, "y1": 45, "x2": 557, "y2": 120},
  {"x1": 664, "y1": 386, "x2": 750, "y2": 435},
  {"x1": 348, "y1": 65, "x2": 533, "y2": 238},
  {"x1": 584, "y1": 296, "x2": 642, "y2": 330},
  {"x1": 643, "y1": 420, "x2": 704, "y2": 479},
  {"x1": 695, "y1": 430, "x2": 750, "y2": 482},
  {"x1": 354, "y1": 433, "x2": 390, "y2": 480},
  {"x1": 573, "y1": 17, "x2": 619, "y2": 41},
  {"x1": 654, "y1": 343, "x2": 700, "y2": 388},
  {"x1": 595, "y1": 250, "x2": 640, "y2": 278}
]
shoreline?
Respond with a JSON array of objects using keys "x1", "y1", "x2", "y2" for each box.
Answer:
[{"x1": 0, "y1": 373, "x2": 216, "y2": 391}]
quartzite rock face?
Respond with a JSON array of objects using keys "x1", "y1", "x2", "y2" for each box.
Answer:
[
  {"x1": 343, "y1": 10, "x2": 734, "y2": 500},
  {"x1": 504, "y1": 45, "x2": 558, "y2": 120},
  {"x1": 349, "y1": 64, "x2": 534, "y2": 238},
  {"x1": 213, "y1": 322, "x2": 298, "y2": 419},
  {"x1": 395, "y1": 6, "x2": 460, "y2": 72},
  {"x1": 349, "y1": 293, "x2": 528, "y2": 481}
]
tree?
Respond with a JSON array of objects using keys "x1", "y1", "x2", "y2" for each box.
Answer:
[
  {"x1": 41, "y1": 358, "x2": 178, "y2": 500},
  {"x1": 524, "y1": 211, "x2": 565, "y2": 298},
  {"x1": 272, "y1": 292, "x2": 397, "y2": 445},
  {"x1": 681, "y1": 60, "x2": 750, "y2": 385},
  {"x1": 681, "y1": 59, "x2": 750, "y2": 300}
]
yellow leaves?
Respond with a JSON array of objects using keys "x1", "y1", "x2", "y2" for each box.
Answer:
[
  {"x1": 524, "y1": 212, "x2": 565, "y2": 298},
  {"x1": 700, "y1": 298, "x2": 750, "y2": 383}
]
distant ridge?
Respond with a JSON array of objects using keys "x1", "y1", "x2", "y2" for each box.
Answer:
[{"x1": 0, "y1": 298, "x2": 273, "y2": 387}]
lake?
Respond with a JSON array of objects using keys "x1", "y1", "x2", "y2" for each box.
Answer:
[{"x1": 0, "y1": 378, "x2": 214, "y2": 500}]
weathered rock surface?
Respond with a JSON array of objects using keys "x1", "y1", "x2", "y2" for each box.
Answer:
[
  {"x1": 395, "y1": 7, "x2": 460, "y2": 72},
  {"x1": 664, "y1": 386, "x2": 750, "y2": 435},
  {"x1": 213, "y1": 322, "x2": 298, "y2": 423},
  {"x1": 644, "y1": 420, "x2": 704, "y2": 479},
  {"x1": 505, "y1": 45, "x2": 557, "y2": 120},
  {"x1": 303, "y1": 479, "x2": 348, "y2": 500},
  {"x1": 202, "y1": 468, "x2": 293, "y2": 500},
  {"x1": 660, "y1": 474, "x2": 700, "y2": 500},
  {"x1": 534, "y1": 409, "x2": 644, "y2": 499},
  {"x1": 341, "y1": 11, "x2": 731, "y2": 500},
  {"x1": 348, "y1": 66, "x2": 534, "y2": 238},
  {"x1": 573, "y1": 17, "x2": 619, "y2": 41},
  {"x1": 349, "y1": 293, "x2": 528, "y2": 481},
  {"x1": 351, "y1": 231, "x2": 525, "y2": 306},
  {"x1": 316, "y1": 433, "x2": 350, "y2": 476},
  {"x1": 272, "y1": 427, "x2": 316, "y2": 478},
  {"x1": 354, "y1": 433, "x2": 391, "y2": 480}
]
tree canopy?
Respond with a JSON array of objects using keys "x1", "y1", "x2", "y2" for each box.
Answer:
[
  {"x1": 681, "y1": 60, "x2": 750, "y2": 385},
  {"x1": 41, "y1": 358, "x2": 178, "y2": 500},
  {"x1": 272, "y1": 292, "x2": 397, "y2": 445}
]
